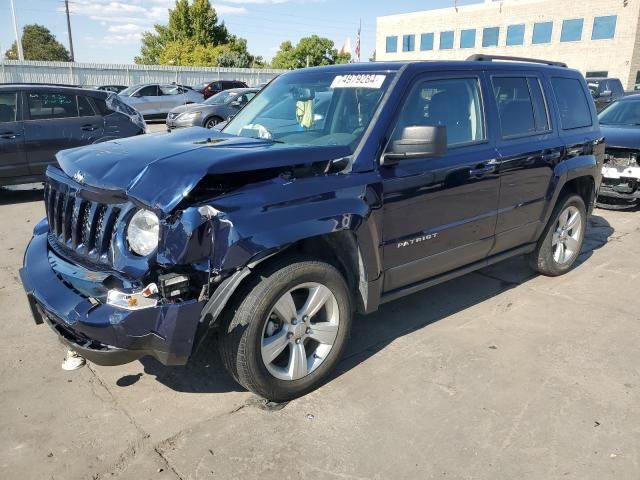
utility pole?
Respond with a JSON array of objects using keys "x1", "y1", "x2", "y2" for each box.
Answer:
[
  {"x1": 10, "y1": 0, "x2": 24, "y2": 60},
  {"x1": 65, "y1": 0, "x2": 75, "y2": 61}
]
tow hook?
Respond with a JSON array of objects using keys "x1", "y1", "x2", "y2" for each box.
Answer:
[{"x1": 61, "y1": 349, "x2": 86, "y2": 371}]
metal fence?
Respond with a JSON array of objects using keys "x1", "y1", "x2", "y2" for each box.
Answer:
[{"x1": 0, "y1": 60, "x2": 283, "y2": 88}]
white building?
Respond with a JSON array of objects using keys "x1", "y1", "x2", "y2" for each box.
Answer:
[{"x1": 376, "y1": 0, "x2": 640, "y2": 89}]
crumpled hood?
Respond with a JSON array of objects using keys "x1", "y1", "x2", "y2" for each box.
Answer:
[
  {"x1": 601, "y1": 125, "x2": 640, "y2": 149},
  {"x1": 55, "y1": 128, "x2": 351, "y2": 213}
]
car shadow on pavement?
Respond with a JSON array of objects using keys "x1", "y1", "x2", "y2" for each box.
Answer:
[
  {"x1": 130, "y1": 215, "x2": 615, "y2": 396},
  {"x1": 0, "y1": 185, "x2": 44, "y2": 205}
]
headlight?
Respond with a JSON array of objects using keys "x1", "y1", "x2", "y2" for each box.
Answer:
[
  {"x1": 177, "y1": 111, "x2": 201, "y2": 121},
  {"x1": 127, "y1": 209, "x2": 159, "y2": 256}
]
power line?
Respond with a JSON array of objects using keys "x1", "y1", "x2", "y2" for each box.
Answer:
[{"x1": 10, "y1": 0, "x2": 24, "y2": 60}]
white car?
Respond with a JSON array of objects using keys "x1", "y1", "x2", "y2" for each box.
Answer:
[{"x1": 118, "y1": 84, "x2": 203, "y2": 119}]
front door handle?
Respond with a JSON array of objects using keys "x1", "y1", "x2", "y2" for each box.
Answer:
[
  {"x1": 0, "y1": 132, "x2": 20, "y2": 139},
  {"x1": 81, "y1": 125, "x2": 98, "y2": 131},
  {"x1": 469, "y1": 163, "x2": 497, "y2": 177}
]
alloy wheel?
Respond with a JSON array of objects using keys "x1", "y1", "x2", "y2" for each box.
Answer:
[
  {"x1": 261, "y1": 282, "x2": 340, "y2": 381},
  {"x1": 552, "y1": 205, "x2": 583, "y2": 264}
]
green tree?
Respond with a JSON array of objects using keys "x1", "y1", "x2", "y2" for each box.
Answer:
[
  {"x1": 5, "y1": 24, "x2": 71, "y2": 61},
  {"x1": 271, "y1": 35, "x2": 350, "y2": 70},
  {"x1": 137, "y1": 0, "x2": 240, "y2": 66}
]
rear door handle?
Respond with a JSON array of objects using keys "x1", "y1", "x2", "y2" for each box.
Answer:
[
  {"x1": 0, "y1": 132, "x2": 20, "y2": 139},
  {"x1": 81, "y1": 125, "x2": 98, "y2": 131}
]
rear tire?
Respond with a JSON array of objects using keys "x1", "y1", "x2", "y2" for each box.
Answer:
[
  {"x1": 218, "y1": 258, "x2": 352, "y2": 402},
  {"x1": 527, "y1": 194, "x2": 587, "y2": 276}
]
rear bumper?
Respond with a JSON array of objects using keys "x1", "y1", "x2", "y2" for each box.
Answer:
[{"x1": 20, "y1": 231, "x2": 204, "y2": 366}]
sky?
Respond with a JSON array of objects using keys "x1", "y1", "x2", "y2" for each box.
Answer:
[{"x1": 0, "y1": 0, "x2": 481, "y2": 65}]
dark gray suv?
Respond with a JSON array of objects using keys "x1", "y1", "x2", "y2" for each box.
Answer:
[{"x1": 0, "y1": 84, "x2": 146, "y2": 187}]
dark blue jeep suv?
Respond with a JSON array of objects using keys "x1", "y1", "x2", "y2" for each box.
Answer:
[{"x1": 20, "y1": 56, "x2": 604, "y2": 401}]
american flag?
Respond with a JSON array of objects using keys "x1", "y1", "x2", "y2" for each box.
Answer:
[{"x1": 355, "y1": 20, "x2": 361, "y2": 62}]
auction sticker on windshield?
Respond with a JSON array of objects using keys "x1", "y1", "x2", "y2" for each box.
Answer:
[{"x1": 330, "y1": 74, "x2": 386, "y2": 89}]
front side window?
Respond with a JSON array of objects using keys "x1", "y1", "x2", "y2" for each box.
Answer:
[
  {"x1": 592, "y1": 15, "x2": 617, "y2": 40},
  {"x1": 586, "y1": 71, "x2": 608, "y2": 78},
  {"x1": 532, "y1": 22, "x2": 553, "y2": 44},
  {"x1": 492, "y1": 77, "x2": 549, "y2": 137},
  {"x1": 27, "y1": 92, "x2": 77, "y2": 120},
  {"x1": 551, "y1": 77, "x2": 592, "y2": 129},
  {"x1": 386, "y1": 36, "x2": 398, "y2": 53},
  {"x1": 561, "y1": 19, "x2": 584, "y2": 42},
  {"x1": 138, "y1": 85, "x2": 159, "y2": 97},
  {"x1": 482, "y1": 27, "x2": 500, "y2": 47},
  {"x1": 402, "y1": 34, "x2": 415, "y2": 52},
  {"x1": 460, "y1": 29, "x2": 476, "y2": 49},
  {"x1": 224, "y1": 71, "x2": 392, "y2": 154},
  {"x1": 159, "y1": 85, "x2": 182, "y2": 95},
  {"x1": 507, "y1": 24, "x2": 525, "y2": 46},
  {"x1": 0, "y1": 92, "x2": 18, "y2": 123},
  {"x1": 391, "y1": 77, "x2": 485, "y2": 147},
  {"x1": 421, "y1": 33, "x2": 434, "y2": 51},
  {"x1": 440, "y1": 31, "x2": 454, "y2": 50}
]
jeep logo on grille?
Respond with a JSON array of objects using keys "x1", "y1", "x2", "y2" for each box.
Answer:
[{"x1": 73, "y1": 171, "x2": 85, "y2": 183}]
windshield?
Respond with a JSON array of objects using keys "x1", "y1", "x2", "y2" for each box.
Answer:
[
  {"x1": 599, "y1": 100, "x2": 640, "y2": 125},
  {"x1": 223, "y1": 71, "x2": 392, "y2": 153},
  {"x1": 205, "y1": 90, "x2": 239, "y2": 105},
  {"x1": 118, "y1": 85, "x2": 139, "y2": 97}
]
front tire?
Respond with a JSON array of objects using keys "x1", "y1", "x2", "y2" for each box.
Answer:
[
  {"x1": 219, "y1": 258, "x2": 352, "y2": 402},
  {"x1": 528, "y1": 194, "x2": 587, "y2": 276},
  {"x1": 205, "y1": 116, "x2": 223, "y2": 129}
]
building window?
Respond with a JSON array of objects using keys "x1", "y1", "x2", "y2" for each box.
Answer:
[
  {"x1": 482, "y1": 27, "x2": 499, "y2": 47},
  {"x1": 460, "y1": 29, "x2": 476, "y2": 49},
  {"x1": 440, "y1": 31, "x2": 454, "y2": 50},
  {"x1": 592, "y1": 15, "x2": 617, "y2": 40},
  {"x1": 506, "y1": 24, "x2": 525, "y2": 46},
  {"x1": 586, "y1": 71, "x2": 608, "y2": 78},
  {"x1": 532, "y1": 22, "x2": 553, "y2": 44},
  {"x1": 561, "y1": 19, "x2": 584, "y2": 42},
  {"x1": 386, "y1": 36, "x2": 398, "y2": 53},
  {"x1": 403, "y1": 34, "x2": 415, "y2": 52},
  {"x1": 421, "y1": 33, "x2": 434, "y2": 51}
]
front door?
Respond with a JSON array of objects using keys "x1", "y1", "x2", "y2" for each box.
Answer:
[
  {"x1": 380, "y1": 74, "x2": 500, "y2": 293},
  {"x1": 0, "y1": 91, "x2": 27, "y2": 182}
]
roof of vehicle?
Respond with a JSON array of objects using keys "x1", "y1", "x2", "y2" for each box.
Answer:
[
  {"x1": 222, "y1": 87, "x2": 259, "y2": 93},
  {"x1": 291, "y1": 58, "x2": 575, "y2": 75},
  {"x1": 0, "y1": 83, "x2": 109, "y2": 97},
  {"x1": 587, "y1": 77, "x2": 620, "y2": 81}
]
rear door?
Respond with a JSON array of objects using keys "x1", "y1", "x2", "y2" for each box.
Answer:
[
  {"x1": 488, "y1": 72, "x2": 561, "y2": 254},
  {"x1": 380, "y1": 73, "x2": 501, "y2": 292},
  {"x1": 0, "y1": 90, "x2": 27, "y2": 182},
  {"x1": 132, "y1": 85, "x2": 162, "y2": 117}
]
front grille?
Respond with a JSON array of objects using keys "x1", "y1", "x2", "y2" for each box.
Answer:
[{"x1": 44, "y1": 181, "x2": 124, "y2": 267}]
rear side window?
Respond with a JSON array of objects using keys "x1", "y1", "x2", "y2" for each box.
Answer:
[
  {"x1": 493, "y1": 77, "x2": 550, "y2": 138},
  {"x1": 27, "y1": 92, "x2": 77, "y2": 120},
  {"x1": 0, "y1": 92, "x2": 18, "y2": 123},
  {"x1": 77, "y1": 96, "x2": 95, "y2": 117},
  {"x1": 551, "y1": 77, "x2": 592, "y2": 130}
]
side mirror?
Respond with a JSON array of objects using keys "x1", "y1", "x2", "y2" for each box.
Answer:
[
  {"x1": 230, "y1": 100, "x2": 242, "y2": 108},
  {"x1": 132, "y1": 92, "x2": 141, "y2": 97},
  {"x1": 382, "y1": 125, "x2": 447, "y2": 165},
  {"x1": 601, "y1": 90, "x2": 613, "y2": 98}
]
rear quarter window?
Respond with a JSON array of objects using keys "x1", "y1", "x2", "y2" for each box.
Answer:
[{"x1": 551, "y1": 77, "x2": 593, "y2": 129}]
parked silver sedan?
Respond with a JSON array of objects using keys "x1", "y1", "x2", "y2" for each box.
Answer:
[
  {"x1": 118, "y1": 84, "x2": 203, "y2": 119},
  {"x1": 166, "y1": 88, "x2": 258, "y2": 130}
]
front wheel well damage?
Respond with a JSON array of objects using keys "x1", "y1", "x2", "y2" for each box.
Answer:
[{"x1": 560, "y1": 176, "x2": 595, "y2": 210}]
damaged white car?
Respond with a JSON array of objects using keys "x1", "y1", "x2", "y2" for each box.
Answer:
[{"x1": 598, "y1": 95, "x2": 640, "y2": 210}]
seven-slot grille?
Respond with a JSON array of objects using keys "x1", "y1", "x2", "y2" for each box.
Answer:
[{"x1": 44, "y1": 181, "x2": 123, "y2": 266}]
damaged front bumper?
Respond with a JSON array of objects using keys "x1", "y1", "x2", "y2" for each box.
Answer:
[
  {"x1": 598, "y1": 165, "x2": 640, "y2": 205},
  {"x1": 19, "y1": 231, "x2": 205, "y2": 366}
]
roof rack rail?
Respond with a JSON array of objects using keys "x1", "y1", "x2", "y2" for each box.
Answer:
[
  {"x1": 466, "y1": 54, "x2": 567, "y2": 68},
  {"x1": 0, "y1": 82, "x2": 80, "y2": 87}
]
